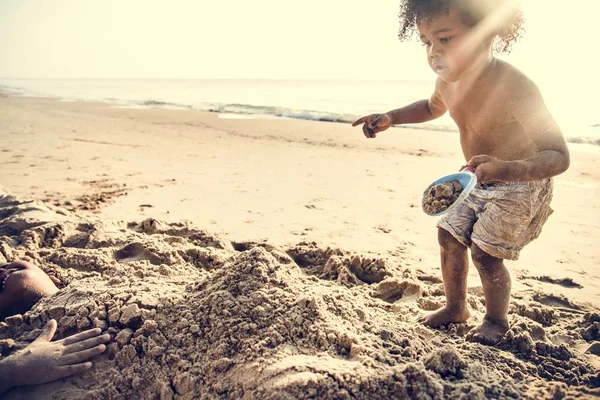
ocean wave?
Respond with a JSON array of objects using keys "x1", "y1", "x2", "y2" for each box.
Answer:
[
  {"x1": 203, "y1": 103, "x2": 359, "y2": 124},
  {"x1": 0, "y1": 84, "x2": 23, "y2": 93},
  {"x1": 2, "y1": 83, "x2": 599, "y2": 146},
  {"x1": 202, "y1": 103, "x2": 463, "y2": 133},
  {"x1": 565, "y1": 136, "x2": 600, "y2": 146},
  {"x1": 140, "y1": 100, "x2": 193, "y2": 109}
]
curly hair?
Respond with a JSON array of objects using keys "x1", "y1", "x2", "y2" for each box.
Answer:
[{"x1": 398, "y1": 0, "x2": 525, "y2": 53}]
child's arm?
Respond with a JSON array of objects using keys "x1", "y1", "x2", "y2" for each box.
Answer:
[
  {"x1": 389, "y1": 77, "x2": 448, "y2": 124},
  {"x1": 352, "y1": 78, "x2": 448, "y2": 138},
  {"x1": 469, "y1": 83, "x2": 570, "y2": 182}
]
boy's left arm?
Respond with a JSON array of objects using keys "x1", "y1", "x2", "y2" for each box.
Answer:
[{"x1": 471, "y1": 83, "x2": 570, "y2": 182}]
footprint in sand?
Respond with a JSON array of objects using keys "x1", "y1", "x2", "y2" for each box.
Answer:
[
  {"x1": 286, "y1": 243, "x2": 388, "y2": 285},
  {"x1": 533, "y1": 293, "x2": 581, "y2": 310},
  {"x1": 371, "y1": 280, "x2": 422, "y2": 303},
  {"x1": 347, "y1": 255, "x2": 389, "y2": 284},
  {"x1": 530, "y1": 275, "x2": 583, "y2": 289},
  {"x1": 0, "y1": 206, "x2": 19, "y2": 221},
  {"x1": 114, "y1": 242, "x2": 162, "y2": 265}
]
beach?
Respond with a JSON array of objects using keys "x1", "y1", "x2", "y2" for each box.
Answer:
[{"x1": 1, "y1": 92, "x2": 599, "y2": 398}]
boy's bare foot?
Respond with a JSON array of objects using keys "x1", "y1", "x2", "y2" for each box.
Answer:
[
  {"x1": 0, "y1": 319, "x2": 110, "y2": 395},
  {"x1": 419, "y1": 305, "x2": 470, "y2": 327},
  {"x1": 466, "y1": 315, "x2": 509, "y2": 345}
]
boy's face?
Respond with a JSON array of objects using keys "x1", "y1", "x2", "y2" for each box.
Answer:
[{"x1": 417, "y1": 7, "x2": 486, "y2": 82}]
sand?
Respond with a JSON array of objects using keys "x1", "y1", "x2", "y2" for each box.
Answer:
[{"x1": 0, "y1": 93, "x2": 599, "y2": 399}]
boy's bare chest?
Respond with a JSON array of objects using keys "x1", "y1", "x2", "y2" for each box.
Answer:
[
  {"x1": 441, "y1": 85, "x2": 526, "y2": 159},
  {"x1": 442, "y1": 86, "x2": 514, "y2": 134}
]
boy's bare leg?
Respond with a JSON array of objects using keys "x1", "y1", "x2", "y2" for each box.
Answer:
[
  {"x1": 421, "y1": 228, "x2": 470, "y2": 326},
  {"x1": 466, "y1": 244, "x2": 511, "y2": 345}
]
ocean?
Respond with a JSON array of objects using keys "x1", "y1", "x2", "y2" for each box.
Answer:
[{"x1": 1, "y1": 78, "x2": 598, "y2": 148}]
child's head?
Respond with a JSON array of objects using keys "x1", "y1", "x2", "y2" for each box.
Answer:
[
  {"x1": 399, "y1": 0, "x2": 524, "y2": 53},
  {"x1": 0, "y1": 261, "x2": 58, "y2": 320},
  {"x1": 399, "y1": 0, "x2": 524, "y2": 82}
]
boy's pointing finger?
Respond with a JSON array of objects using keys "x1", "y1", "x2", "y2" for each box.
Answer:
[{"x1": 352, "y1": 117, "x2": 367, "y2": 126}]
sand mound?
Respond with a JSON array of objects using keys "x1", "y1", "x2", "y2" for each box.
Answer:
[{"x1": 0, "y1": 192, "x2": 599, "y2": 399}]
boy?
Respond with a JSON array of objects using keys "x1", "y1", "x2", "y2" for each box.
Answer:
[{"x1": 352, "y1": 0, "x2": 570, "y2": 345}]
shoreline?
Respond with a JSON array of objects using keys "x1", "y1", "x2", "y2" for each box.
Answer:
[{"x1": 2, "y1": 87, "x2": 600, "y2": 150}]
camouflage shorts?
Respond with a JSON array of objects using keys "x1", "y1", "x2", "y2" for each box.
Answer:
[{"x1": 437, "y1": 178, "x2": 553, "y2": 260}]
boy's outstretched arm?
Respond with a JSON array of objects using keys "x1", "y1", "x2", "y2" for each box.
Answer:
[
  {"x1": 469, "y1": 82, "x2": 570, "y2": 182},
  {"x1": 352, "y1": 78, "x2": 448, "y2": 138}
]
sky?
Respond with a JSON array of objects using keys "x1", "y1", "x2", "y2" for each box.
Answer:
[{"x1": 0, "y1": 0, "x2": 598, "y2": 82}]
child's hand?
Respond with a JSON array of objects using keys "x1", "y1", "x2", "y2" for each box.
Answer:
[
  {"x1": 9, "y1": 319, "x2": 109, "y2": 388},
  {"x1": 459, "y1": 164, "x2": 476, "y2": 173},
  {"x1": 467, "y1": 155, "x2": 508, "y2": 183},
  {"x1": 352, "y1": 113, "x2": 392, "y2": 138}
]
